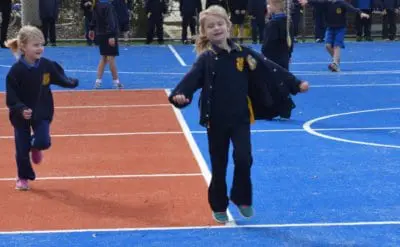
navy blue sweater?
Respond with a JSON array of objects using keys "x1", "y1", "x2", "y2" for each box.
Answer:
[
  {"x1": 309, "y1": 0, "x2": 362, "y2": 28},
  {"x1": 90, "y1": 1, "x2": 119, "y2": 37},
  {"x1": 6, "y1": 57, "x2": 78, "y2": 127},
  {"x1": 169, "y1": 40, "x2": 303, "y2": 126}
]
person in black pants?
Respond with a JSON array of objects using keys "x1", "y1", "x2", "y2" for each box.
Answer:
[
  {"x1": 247, "y1": 0, "x2": 267, "y2": 44},
  {"x1": 81, "y1": 0, "x2": 94, "y2": 45},
  {"x1": 39, "y1": 0, "x2": 60, "y2": 46},
  {"x1": 169, "y1": 5, "x2": 309, "y2": 224},
  {"x1": 206, "y1": 0, "x2": 229, "y2": 10},
  {"x1": 179, "y1": 0, "x2": 202, "y2": 44},
  {"x1": 381, "y1": 0, "x2": 398, "y2": 41},
  {"x1": 145, "y1": 0, "x2": 168, "y2": 44},
  {"x1": 353, "y1": 0, "x2": 373, "y2": 41},
  {"x1": 312, "y1": 3, "x2": 326, "y2": 42},
  {"x1": 0, "y1": 0, "x2": 11, "y2": 48}
]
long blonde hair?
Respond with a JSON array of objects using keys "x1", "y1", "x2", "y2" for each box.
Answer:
[
  {"x1": 195, "y1": 5, "x2": 232, "y2": 55},
  {"x1": 5, "y1": 25, "x2": 45, "y2": 58}
]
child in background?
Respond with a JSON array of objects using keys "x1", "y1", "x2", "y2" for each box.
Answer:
[
  {"x1": 89, "y1": 0, "x2": 123, "y2": 89},
  {"x1": 299, "y1": 0, "x2": 370, "y2": 72},
  {"x1": 228, "y1": 0, "x2": 248, "y2": 44},
  {"x1": 5, "y1": 25, "x2": 78, "y2": 191},
  {"x1": 39, "y1": 0, "x2": 59, "y2": 46},
  {"x1": 169, "y1": 6, "x2": 309, "y2": 224},
  {"x1": 261, "y1": 0, "x2": 294, "y2": 70},
  {"x1": 247, "y1": 0, "x2": 267, "y2": 44},
  {"x1": 81, "y1": 0, "x2": 94, "y2": 46}
]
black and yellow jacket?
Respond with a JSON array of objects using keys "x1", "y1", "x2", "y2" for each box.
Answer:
[{"x1": 168, "y1": 41, "x2": 303, "y2": 128}]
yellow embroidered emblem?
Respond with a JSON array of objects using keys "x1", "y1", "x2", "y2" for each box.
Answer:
[
  {"x1": 42, "y1": 73, "x2": 50, "y2": 86},
  {"x1": 246, "y1": 54, "x2": 257, "y2": 71},
  {"x1": 236, "y1": 57, "x2": 244, "y2": 72},
  {"x1": 336, "y1": 8, "x2": 342, "y2": 14}
]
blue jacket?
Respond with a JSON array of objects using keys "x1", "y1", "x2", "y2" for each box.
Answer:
[{"x1": 39, "y1": 0, "x2": 60, "y2": 20}]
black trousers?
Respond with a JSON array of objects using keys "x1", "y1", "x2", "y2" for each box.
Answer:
[
  {"x1": 181, "y1": 15, "x2": 196, "y2": 42},
  {"x1": 355, "y1": 9, "x2": 372, "y2": 37},
  {"x1": 14, "y1": 120, "x2": 51, "y2": 180},
  {"x1": 313, "y1": 6, "x2": 326, "y2": 40},
  {"x1": 291, "y1": 8, "x2": 302, "y2": 37},
  {"x1": 251, "y1": 18, "x2": 265, "y2": 43},
  {"x1": 41, "y1": 17, "x2": 57, "y2": 44},
  {"x1": 146, "y1": 14, "x2": 164, "y2": 43},
  {"x1": 382, "y1": 9, "x2": 397, "y2": 40},
  {"x1": 207, "y1": 122, "x2": 253, "y2": 212},
  {"x1": 0, "y1": 1, "x2": 11, "y2": 44}
]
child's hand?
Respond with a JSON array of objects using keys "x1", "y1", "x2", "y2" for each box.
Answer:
[
  {"x1": 235, "y1": 9, "x2": 240, "y2": 14},
  {"x1": 172, "y1": 94, "x2": 189, "y2": 105},
  {"x1": 299, "y1": 81, "x2": 309, "y2": 92},
  {"x1": 108, "y1": 38, "x2": 115, "y2": 47},
  {"x1": 89, "y1": 31, "x2": 95, "y2": 40},
  {"x1": 22, "y1": 108, "x2": 32, "y2": 120},
  {"x1": 360, "y1": 12, "x2": 370, "y2": 19}
]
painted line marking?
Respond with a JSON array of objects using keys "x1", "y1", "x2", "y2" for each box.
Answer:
[
  {"x1": 165, "y1": 89, "x2": 236, "y2": 226},
  {"x1": 0, "y1": 220, "x2": 399, "y2": 234},
  {"x1": 0, "y1": 173, "x2": 203, "y2": 182},
  {"x1": 167, "y1": 45, "x2": 187, "y2": 66}
]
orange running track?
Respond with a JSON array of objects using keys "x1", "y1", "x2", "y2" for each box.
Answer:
[{"x1": 0, "y1": 90, "x2": 216, "y2": 231}]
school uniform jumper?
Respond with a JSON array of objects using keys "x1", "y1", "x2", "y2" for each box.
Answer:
[
  {"x1": 6, "y1": 58, "x2": 78, "y2": 180},
  {"x1": 262, "y1": 13, "x2": 294, "y2": 70},
  {"x1": 308, "y1": 0, "x2": 362, "y2": 48},
  {"x1": 247, "y1": 0, "x2": 267, "y2": 43},
  {"x1": 0, "y1": 0, "x2": 11, "y2": 48},
  {"x1": 90, "y1": 1, "x2": 120, "y2": 56},
  {"x1": 179, "y1": 0, "x2": 202, "y2": 42},
  {"x1": 168, "y1": 41, "x2": 302, "y2": 212}
]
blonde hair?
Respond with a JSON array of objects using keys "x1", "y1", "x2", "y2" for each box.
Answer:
[
  {"x1": 5, "y1": 25, "x2": 45, "y2": 58},
  {"x1": 195, "y1": 5, "x2": 232, "y2": 55}
]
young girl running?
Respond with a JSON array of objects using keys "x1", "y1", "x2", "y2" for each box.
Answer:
[
  {"x1": 5, "y1": 25, "x2": 79, "y2": 190},
  {"x1": 169, "y1": 5, "x2": 309, "y2": 224}
]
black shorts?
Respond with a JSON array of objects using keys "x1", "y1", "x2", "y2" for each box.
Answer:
[{"x1": 97, "y1": 35, "x2": 119, "y2": 56}]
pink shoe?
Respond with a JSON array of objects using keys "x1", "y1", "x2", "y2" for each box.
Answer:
[
  {"x1": 15, "y1": 179, "x2": 29, "y2": 191},
  {"x1": 31, "y1": 148, "x2": 43, "y2": 164}
]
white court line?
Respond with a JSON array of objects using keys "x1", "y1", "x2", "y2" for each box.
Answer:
[
  {"x1": 303, "y1": 108, "x2": 400, "y2": 149},
  {"x1": 291, "y1": 60, "x2": 400, "y2": 65},
  {"x1": 1, "y1": 127, "x2": 400, "y2": 139},
  {"x1": 165, "y1": 89, "x2": 236, "y2": 226},
  {"x1": 0, "y1": 220, "x2": 399, "y2": 234},
  {"x1": 0, "y1": 173, "x2": 202, "y2": 182},
  {"x1": 0, "y1": 104, "x2": 171, "y2": 111},
  {"x1": 2, "y1": 63, "x2": 400, "y2": 76},
  {"x1": 167, "y1": 45, "x2": 187, "y2": 66}
]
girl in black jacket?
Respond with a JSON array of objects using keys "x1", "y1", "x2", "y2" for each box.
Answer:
[{"x1": 169, "y1": 5, "x2": 309, "y2": 224}]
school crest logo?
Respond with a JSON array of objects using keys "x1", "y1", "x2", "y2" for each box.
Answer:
[
  {"x1": 246, "y1": 54, "x2": 257, "y2": 71},
  {"x1": 236, "y1": 57, "x2": 244, "y2": 72},
  {"x1": 336, "y1": 8, "x2": 342, "y2": 14},
  {"x1": 42, "y1": 73, "x2": 50, "y2": 86}
]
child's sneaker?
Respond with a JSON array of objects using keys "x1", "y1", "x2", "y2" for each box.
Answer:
[
  {"x1": 113, "y1": 80, "x2": 123, "y2": 90},
  {"x1": 236, "y1": 205, "x2": 254, "y2": 218},
  {"x1": 328, "y1": 62, "x2": 340, "y2": 72},
  {"x1": 94, "y1": 79, "x2": 102, "y2": 89},
  {"x1": 212, "y1": 211, "x2": 229, "y2": 224},
  {"x1": 30, "y1": 148, "x2": 43, "y2": 164},
  {"x1": 15, "y1": 179, "x2": 29, "y2": 191}
]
